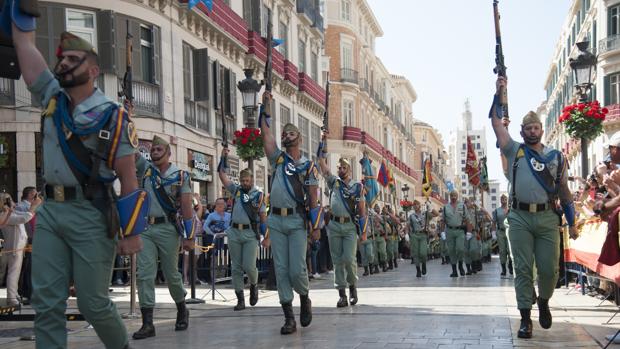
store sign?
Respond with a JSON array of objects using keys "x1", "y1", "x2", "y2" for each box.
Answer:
[
  {"x1": 189, "y1": 150, "x2": 213, "y2": 182},
  {"x1": 138, "y1": 140, "x2": 152, "y2": 161}
]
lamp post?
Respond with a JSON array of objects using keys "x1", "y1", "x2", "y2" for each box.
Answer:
[
  {"x1": 236, "y1": 68, "x2": 262, "y2": 171},
  {"x1": 569, "y1": 41, "x2": 597, "y2": 178},
  {"x1": 401, "y1": 183, "x2": 409, "y2": 201}
]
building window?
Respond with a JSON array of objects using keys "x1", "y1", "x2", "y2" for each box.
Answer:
[
  {"x1": 311, "y1": 123, "x2": 320, "y2": 161},
  {"x1": 279, "y1": 21, "x2": 288, "y2": 59},
  {"x1": 182, "y1": 43, "x2": 210, "y2": 133},
  {"x1": 299, "y1": 115, "x2": 310, "y2": 158},
  {"x1": 311, "y1": 52, "x2": 318, "y2": 81},
  {"x1": 140, "y1": 25, "x2": 155, "y2": 84},
  {"x1": 66, "y1": 9, "x2": 96, "y2": 46},
  {"x1": 280, "y1": 104, "x2": 291, "y2": 130},
  {"x1": 261, "y1": 4, "x2": 269, "y2": 37},
  {"x1": 343, "y1": 99, "x2": 354, "y2": 126},
  {"x1": 298, "y1": 40, "x2": 306, "y2": 73},
  {"x1": 492, "y1": 196, "x2": 497, "y2": 201},
  {"x1": 491, "y1": 188, "x2": 496, "y2": 193},
  {"x1": 183, "y1": 43, "x2": 196, "y2": 127},
  {"x1": 492, "y1": 204, "x2": 497, "y2": 209},
  {"x1": 341, "y1": 0, "x2": 351, "y2": 22},
  {"x1": 462, "y1": 143, "x2": 466, "y2": 150},
  {"x1": 461, "y1": 160, "x2": 465, "y2": 165},
  {"x1": 609, "y1": 5, "x2": 620, "y2": 35},
  {"x1": 341, "y1": 42, "x2": 353, "y2": 70},
  {"x1": 607, "y1": 73, "x2": 620, "y2": 105}
]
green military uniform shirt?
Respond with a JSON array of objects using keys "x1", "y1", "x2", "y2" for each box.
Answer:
[
  {"x1": 325, "y1": 174, "x2": 363, "y2": 218},
  {"x1": 137, "y1": 156, "x2": 192, "y2": 218},
  {"x1": 443, "y1": 201, "x2": 471, "y2": 228},
  {"x1": 226, "y1": 183, "x2": 266, "y2": 224},
  {"x1": 268, "y1": 149, "x2": 318, "y2": 208},
  {"x1": 29, "y1": 69, "x2": 136, "y2": 186},
  {"x1": 493, "y1": 207, "x2": 508, "y2": 230},
  {"x1": 409, "y1": 211, "x2": 424, "y2": 233}
]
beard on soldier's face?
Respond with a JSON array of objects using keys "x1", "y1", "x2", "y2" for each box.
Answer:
[{"x1": 57, "y1": 70, "x2": 90, "y2": 88}]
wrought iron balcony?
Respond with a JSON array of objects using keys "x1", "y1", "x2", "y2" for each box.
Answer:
[
  {"x1": 599, "y1": 36, "x2": 619, "y2": 55},
  {"x1": 0, "y1": 78, "x2": 15, "y2": 106},
  {"x1": 119, "y1": 78, "x2": 161, "y2": 115},
  {"x1": 359, "y1": 78, "x2": 369, "y2": 92},
  {"x1": 340, "y1": 68, "x2": 358, "y2": 84}
]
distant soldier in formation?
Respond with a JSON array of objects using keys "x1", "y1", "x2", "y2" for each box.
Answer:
[
  {"x1": 318, "y1": 157, "x2": 367, "y2": 307},
  {"x1": 492, "y1": 194, "x2": 513, "y2": 277},
  {"x1": 442, "y1": 191, "x2": 472, "y2": 277},
  {"x1": 408, "y1": 200, "x2": 438, "y2": 277},
  {"x1": 372, "y1": 204, "x2": 388, "y2": 273},
  {"x1": 359, "y1": 204, "x2": 376, "y2": 276},
  {"x1": 383, "y1": 206, "x2": 399, "y2": 269}
]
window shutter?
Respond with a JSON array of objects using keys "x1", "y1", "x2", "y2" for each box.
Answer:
[
  {"x1": 213, "y1": 60, "x2": 221, "y2": 110},
  {"x1": 193, "y1": 48, "x2": 209, "y2": 101},
  {"x1": 97, "y1": 10, "x2": 116, "y2": 74},
  {"x1": 223, "y1": 67, "x2": 232, "y2": 116},
  {"x1": 604, "y1": 75, "x2": 610, "y2": 106},
  {"x1": 230, "y1": 71, "x2": 237, "y2": 117},
  {"x1": 34, "y1": 5, "x2": 50, "y2": 67},
  {"x1": 130, "y1": 21, "x2": 141, "y2": 82},
  {"x1": 251, "y1": 0, "x2": 262, "y2": 33},
  {"x1": 152, "y1": 25, "x2": 161, "y2": 85},
  {"x1": 243, "y1": 0, "x2": 252, "y2": 27},
  {"x1": 115, "y1": 16, "x2": 127, "y2": 79}
]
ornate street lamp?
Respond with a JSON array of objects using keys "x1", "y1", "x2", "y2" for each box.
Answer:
[
  {"x1": 237, "y1": 68, "x2": 262, "y2": 127},
  {"x1": 401, "y1": 183, "x2": 409, "y2": 200},
  {"x1": 569, "y1": 41, "x2": 597, "y2": 178}
]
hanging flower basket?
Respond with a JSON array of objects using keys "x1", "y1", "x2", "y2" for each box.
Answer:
[
  {"x1": 559, "y1": 101, "x2": 608, "y2": 141},
  {"x1": 232, "y1": 127, "x2": 265, "y2": 161},
  {"x1": 400, "y1": 199, "x2": 414, "y2": 212}
]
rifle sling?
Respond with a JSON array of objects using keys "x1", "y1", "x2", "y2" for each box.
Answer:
[{"x1": 234, "y1": 189, "x2": 261, "y2": 240}]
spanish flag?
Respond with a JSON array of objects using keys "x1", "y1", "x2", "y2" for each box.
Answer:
[{"x1": 377, "y1": 159, "x2": 389, "y2": 188}]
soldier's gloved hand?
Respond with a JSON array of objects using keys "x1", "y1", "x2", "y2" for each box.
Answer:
[
  {"x1": 465, "y1": 232, "x2": 473, "y2": 240},
  {"x1": 491, "y1": 231, "x2": 497, "y2": 240},
  {"x1": 117, "y1": 235, "x2": 143, "y2": 255}
]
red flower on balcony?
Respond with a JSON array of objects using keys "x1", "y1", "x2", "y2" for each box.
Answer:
[
  {"x1": 232, "y1": 127, "x2": 264, "y2": 161},
  {"x1": 559, "y1": 100, "x2": 608, "y2": 140}
]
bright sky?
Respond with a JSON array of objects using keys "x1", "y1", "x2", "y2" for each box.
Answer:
[{"x1": 366, "y1": 0, "x2": 572, "y2": 191}]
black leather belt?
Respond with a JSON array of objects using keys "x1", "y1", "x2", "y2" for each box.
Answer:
[
  {"x1": 333, "y1": 216, "x2": 351, "y2": 224},
  {"x1": 45, "y1": 185, "x2": 79, "y2": 202},
  {"x1": 271, "y1": 207, "x2": 303, "y2": 216},
  {"x1": 447, "y1": 225, "x2": 465, "y2": 230},
  {"x1": 232, "y1": 223, "x2": 251, "y2": 230},
  {"x1": 512, "y1": 201, "x2": 550, "y2": 213},
  {"x1": 149, "y1": 216, "x2": 167, "y2": 225}
]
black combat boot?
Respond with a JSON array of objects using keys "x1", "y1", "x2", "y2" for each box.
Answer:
[
  {"x1": 518, "y1": 309, "x2": 533, "y2": 338},
  {"x1": 466, "y1": 264, "x2": 473, "y2": 275},
  {"x1": 388, "y1": 260, "x2": 394, "y2": 270},
  {"x1": 382, "y1": 262, "x2": 388, "y2": 272},
  {"x1": 336, "y1": 288, "x2": 348, "y2": 308},
  {"x1": 369, "y1": 265, "x2": 375, "y2": 275},
  {"x1": 299, "y1": 294, "x2": 312, "y2": 327},
  {"x1": 441, "y1": 256, "x2": 446, "y2": 264},
  {"x1": 411, "y1": 257, "x2": 415, "y2": 264},
  {"x1": 415, "y1": 266, "x2": 422, "y2": 278},
  {"x1": 393, "y1": 258, "x2": 398, "y2": 268},
  {"x1": 537, "y1": 297, "x2": 552, "y2": 329},
  {"x1": 234, "y1": 290, "x2": 245, "y2": 311},
  {"x1": 249, "y1": 284, "x2": 258, "y2": 306},
  {"x1": 349, "y1": 286, "x2": 358, "y2": 306},
  {"x1": 458, "y1": 262, "x2": 466, "y2": 276},
  {"x1": 532, "y1": 288, "x2": 538, "y2": 305},
  {"x1": 508, "y1": 259, "x2": 514, "y2": 275},
  {"x1": 421, "y1": 262, "x2": 427, "y2": 275},
  {"x1": 363, "y1": 266, "x2": 370, "y2": 276},
  {"x1": 450, "y1": 264, "x2": 458, "y2": 278},
  {"x1": 174, "y1": 301, "x2": 189, "y2": 331},
  {"x1": 373, "y1": 264, "x2": 380, "y2": 274},
  {"x1": 280, "y1": 302, "x2": 297, "y2": 335},
  {"x1": 501, "y1": 263, "x2": 507, "y2": 276},
  {"x1": 132, "y1": 308, "x2": 156, "y2": 340}
]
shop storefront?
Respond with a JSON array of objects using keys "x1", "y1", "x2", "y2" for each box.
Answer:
[{"x1": 188, "y1": 149, "x2": 213, "y2": 206}]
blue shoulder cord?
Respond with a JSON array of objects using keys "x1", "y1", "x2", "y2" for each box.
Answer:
[
  {"x1": 148, "y1": 165, "x2": 182, "y2": 212},
  {"x1": 336, "y1": 179, "x2": 357, "y2": 217},
  {"x1": 53, "y1": 94, "x2": 116, "y2": 183},
  {"x1": 280, "y1": 153, "x2": 311, "y2": 205},
  {"x1": 522, "y1": 146, "x2": 562, "y2": 194}
]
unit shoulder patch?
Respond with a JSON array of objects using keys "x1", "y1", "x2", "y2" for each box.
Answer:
[{"x1": 127, "y1": 121, "x2": 139, "y2": 148}]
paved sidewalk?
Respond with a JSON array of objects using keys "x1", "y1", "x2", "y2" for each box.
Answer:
[{"x1": 0, "y1": 257, "x2": 618, "y2": 348}]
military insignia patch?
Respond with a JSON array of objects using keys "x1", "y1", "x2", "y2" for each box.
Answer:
[
  {"x1": 530, "y1": 158, "x2": 545, "y2": 172},
  {"x1": 127, "y1": 122, "x2": 139, "y2": 148}
]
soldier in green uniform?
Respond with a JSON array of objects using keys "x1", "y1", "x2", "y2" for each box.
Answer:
[
  {"x1": 491, "y1": 77, "x2": 577, "y2": 339},
  {"x1": 260, "y1": 92, "x2": 319, "y2": 335},
  {"x1": 360, "y1": 213, "x2": 375, "y2": 276},
  {"x1": 492, "y1": 194, "x2": 513, "y2": 276},
  {"x1": 132, "y1": 135, "x2": 196, "y2": 340},
  {"x1": 408, "y1": 200, "x2": 438, "y2": 277},
  {"x1": 318, "y1": 157, "x2": 367, "y2": 307},
  {"x1": 442, "y1": 190, "x2": 472, "y2": 277},
  {"x1": 382, "y1": 206, "x2": 397, "y2": 269},
  {"x1": 10, "y1": 19, "x2": 148, "y2": 348},
  {"x1": 371, "y1": 204, "x2": 388, "y2": 273},
  {"x1": 218, "y1": 148, "x2": 268, "y2": 311}
]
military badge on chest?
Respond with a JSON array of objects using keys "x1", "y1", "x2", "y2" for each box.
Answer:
[
  {"x1": 530, "y1": 158, "x2": 545, "y2": 172},
  {"x1": 285, "y1": 162, "x2": 296, "y2": 176}
]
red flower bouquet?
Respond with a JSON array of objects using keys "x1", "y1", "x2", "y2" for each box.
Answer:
[
  {"x1": 400, "y1": 199, "x2": 414, "y2": 211},
  {"x1": 232, "y1": 127, "x2": 264, "y2": 161},
  {"x1": 559, "y1": 101, "x2": 608, "y2": 141}
]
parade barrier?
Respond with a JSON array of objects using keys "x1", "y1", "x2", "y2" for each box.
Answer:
[{"x1": 563, "y1": 219, "x2": 620, "y2": 326}]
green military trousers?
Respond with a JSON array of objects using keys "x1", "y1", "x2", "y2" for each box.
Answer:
[
  {"x1": 227, "y1": 227, "x2": 259, "y2": 292},
  {"x1": 360, "y1": 237, "x2": 374, "y2": 267},
  {"x1": 507, "y1": 209, "x2": 560, "y2": 309},
  {"x1": 328, "y1": 221, "x2": 358, "y2": 289},
  {"x1": 441, "y1": 239, "x2": 448, "y2": 258},
  {"x1": 373, "y1": 236, "x2": 387, "y2": 265},
  {"x1": 386, "y1": 237, "x2": 395, "y2": 261},
  {"x1": 137, "y1": 223, "x2": 186, "y2": 308},
  {"x1": 31, "y1": 200, "x2": 128, "y2": 349},
  {"x1": 409, "y1": 232, "x2": 428, "y2": 266},
  {"x1": 268, "y1": 214, "x2": 309, "y2": 304},
  {"x1": 446, "y1": 228, "x2": 465, "y2": 263},
  {"x1": 497, "y1": 228, "x2": 510, "y2": 264},
  {"x1": 467, "y1": 237, "x2": 482, "y2": 263}
]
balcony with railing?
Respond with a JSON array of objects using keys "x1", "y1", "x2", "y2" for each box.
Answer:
[
  {"x1": 284, "y1": 60, "x2": 299, "y2": 87},
  {"x1": 180, "y1": 0, "x2": 248, "y2": 47},
  {"x1": 298, "y1": 72, "x2": 326, "y2": 105},
  {"x1": 599, "y1": 36, "x2": 620, "y2": 55},
  {"x1": 359, "y1": 78, "x2": 369, "y2": 93},
  {"x1": 340, "y1": 68, "x2": 358, "y2": 84},
  {"x1": 296, "y1": 0, "x2": 324, "y2": 33},
  {"x1": 121, "y1": 79, "x2": 161, "y2": 115},
  {"x1": 0, "y1": 78, "x2": 15, "y2": 105}
]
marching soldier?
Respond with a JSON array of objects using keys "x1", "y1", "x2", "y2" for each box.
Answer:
[
  {"x1": 260, "y1": 92, "x2": 319, "y2": 335},
  {"x1": 8, "y1": 11, "x2": 148, "y2": 349},
  {"x1": 318, "y1": 157, "x2": 367, "y2": 307},
  {"x1": 383, "y1": 206, "x2": 398, "y2": 269},
  {"x1": 492, "y1": 194, "x2": 513, "y2": 276},
  {"x1": 132, "y1": 135, "x2": 195, "y2": 340},
  {"x1": 464, "y1": 199, "x2": 482, "y2": 275},
  {"x1": 442, "y1": 191, "x2": 472, "y2": 277},
  {"x1": 371, "y1": 204, "x2": 388, "y2": 273},
  {"x1": 359, "y1": 210, "x2": 375, "y2": 276},
  {"x1": 491, "y1": 77, "x2": 577, "y2": 339},
  {"x1": 409, "y1": 200, "x2": 438, "y2": 277},
  {"x1": 218, "y1": 148, "x2": 268, "y2": 311}
]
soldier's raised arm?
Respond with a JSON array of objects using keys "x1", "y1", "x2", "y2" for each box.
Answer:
[
  {"x1": 11, "y1": 23, "x2": 49, "y2": 86},
  {"x1": 490, "y1": 77, "x2": 513, "y2": 150},
  {"x1": 259, "y1": 91, "x2": 277, "y2": 159}
]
